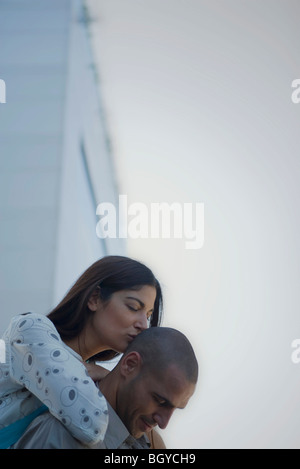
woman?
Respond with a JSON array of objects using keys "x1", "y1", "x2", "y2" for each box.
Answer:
[{"x1": 0, "y1": 256, "x2": 163, "y2": 448}]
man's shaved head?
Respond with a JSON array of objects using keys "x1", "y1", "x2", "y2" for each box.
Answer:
[{"x1": 123, "y1": 327, "x2": 198, "y2": 384}]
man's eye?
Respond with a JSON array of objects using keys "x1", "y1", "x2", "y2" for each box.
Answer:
[{"x1": 154, "y1": 396, "x2": 166, "y2": 406}]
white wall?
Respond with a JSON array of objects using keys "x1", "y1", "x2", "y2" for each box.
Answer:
[
  {"x1": 0, "y1": 0, "x2": 124, "y2": 333},
  {"x1": 52, "y1": 0, "x2": 125, "y2": 303},
  {"x1": 0, "y1": 0, "x2": 71, "y2": 331}
]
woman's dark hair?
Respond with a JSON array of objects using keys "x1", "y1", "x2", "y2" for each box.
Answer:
[{"x1": 47, "y1": 256, "x2": 163, "y2": 361}]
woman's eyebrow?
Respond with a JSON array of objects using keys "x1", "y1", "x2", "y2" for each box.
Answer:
[
  {"x1": 126, "y1": 296, "x2": 154, "y2": 312},
  {"x1": 126, "y1": 296, "x2": 145, "y2": 307}
]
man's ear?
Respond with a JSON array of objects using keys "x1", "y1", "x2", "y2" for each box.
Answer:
[
  {"x1": 87, "y1": 287, "x2": 101, "y2": 312},
  {"x1": 120, "y1": 351, "x2": 142, "y2": 378}
]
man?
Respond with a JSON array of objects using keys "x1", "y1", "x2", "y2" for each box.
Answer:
[{"x1": 12, "y1": 327, "x2": 198, "y2": 449}]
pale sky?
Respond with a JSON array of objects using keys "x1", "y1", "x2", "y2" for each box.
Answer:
[{"x1": 86, "y1": 0, "x2": 300, "y2": 448}]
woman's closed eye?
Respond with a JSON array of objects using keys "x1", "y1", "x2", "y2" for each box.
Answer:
[{"x1": 127, "y1": 304, "x2": 153, "y2": 320}]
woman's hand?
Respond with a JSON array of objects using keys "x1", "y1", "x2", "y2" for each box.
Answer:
[{"x1": 84, "y1": 362, "x2": 110, "y2": 382}]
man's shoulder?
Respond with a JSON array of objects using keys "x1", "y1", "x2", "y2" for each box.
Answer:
[
  {"x1": 148, "y1": 429, "x2": 166, "y2": 449},
  {"x1": 13, "y1": 412, "x2": 85, "y2": 449}
]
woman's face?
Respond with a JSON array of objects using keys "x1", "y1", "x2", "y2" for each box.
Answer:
[{"x1": 87, "y1": 285, "x2": 157, "y2": 354}]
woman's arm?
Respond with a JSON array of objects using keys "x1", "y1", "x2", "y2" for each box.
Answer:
[{"x1": 8, "y1": 313, "x2": 108, "y2": 446}]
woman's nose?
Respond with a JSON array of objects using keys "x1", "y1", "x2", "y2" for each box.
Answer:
[{"x1": 134, "y1": 311, "x2": 148, "y2": 331}]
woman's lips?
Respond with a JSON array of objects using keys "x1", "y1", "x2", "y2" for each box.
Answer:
[{"x1": 127, "y1": 334, "x2": 137, "y2": 342}]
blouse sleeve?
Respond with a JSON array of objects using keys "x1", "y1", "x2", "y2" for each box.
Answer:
[{"x1": 8, "y1": 313, "x2": 108, "y2": 446}]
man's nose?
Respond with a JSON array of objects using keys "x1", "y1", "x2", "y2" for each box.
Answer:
[{"x1": 153, "y1": 408, "x2": 175, "y2": 430}]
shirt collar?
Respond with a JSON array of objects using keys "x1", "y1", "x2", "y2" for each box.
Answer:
[{"x1": 104, "y1": 403, "x2": 150, "y2": 449}]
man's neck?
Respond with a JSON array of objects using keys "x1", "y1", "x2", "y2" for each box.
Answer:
[{"x1": 98, "y1": 372, "x2": 118, "y2": 412}]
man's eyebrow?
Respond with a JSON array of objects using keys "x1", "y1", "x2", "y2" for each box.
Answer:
[
  {"x1": 154, "y1": 393, "x2": 175, "y2": 409},
  {"x1": 154, "y1": 392, "x2": 187, "y2": 410},
  {"x1": 126, "y1": 296, "x2": 154, "y2": 312}
]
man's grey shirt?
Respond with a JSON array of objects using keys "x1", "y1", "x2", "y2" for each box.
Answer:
[{"x1": 12, "y1": 403, "x2": 150, "y2": 449}]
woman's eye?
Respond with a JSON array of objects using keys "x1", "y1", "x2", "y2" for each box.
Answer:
[{"x1": 127, "y1": 305, "x2": 138, "y2": 312}]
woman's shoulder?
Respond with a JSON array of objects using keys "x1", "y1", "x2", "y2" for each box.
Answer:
[
  {"x1": 11, "y1": 312, "x2": 53, "y2": 325},
  {"x1": 5, "y1": 312, "x2": 58, "y2": 339}
]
